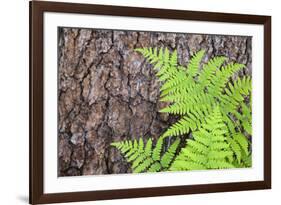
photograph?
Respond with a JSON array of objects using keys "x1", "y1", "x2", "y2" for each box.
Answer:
[
  {"x1": 0, "y1": 0, "x2": 275, "y2": 203},
  {"x1": 58, "y1": 27, "x2": 253, "y2": 176},
  {"x1": 28, "y1": 1, "x2": 271, "y2": 203}
]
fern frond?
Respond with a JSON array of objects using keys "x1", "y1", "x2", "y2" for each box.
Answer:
[
  {"x1": 152, "y1": 137, "x2": 164, "y2": 161},
  {"x1": 227, "y1": 137, "x2": 242, "y2": 163},
  {"x1": 198, "y1": 56, "x2": 227, "y2": 88},
  {"x1": 162, "y1": 116, "x2": 192, "y2": 137},
  {"x1": 170, "y1": 107, "x2": 234, "y2": 171},
  {"x1": 160, "y1": 94, "x2": 213, "y2": 115},
  {"x1": 135, "y1": 47, "x2": 178, "y2": 83},
  {"x1": 161, "y1": 138, "x2": 181, "y2": 168},
  {"x1": 221, "y1": 77, "x2": 251, "y2": 107},
  {"x1": 186, "y1": 50, "x2": 205, "y2": 78},
  {"x1": 111, "y1": 136, "x2": 181, "y2": 173},
  {"x1": 144, "y1": 138, "x2": 153, "y2": 156},
  {"x1": 132, "y1": 47, "x2": 252, "y2": 171},
  {"x1": 148, "y1": 162, "x2": 162, "y2": 172},
  {"x1": 233, "y1": 133, "x2": 249, "y2": 156},
  {"x1": 208, "y1": 63, "x2": 245, "y2": 97},
  {"x1": 244, "y1": 154, "x2": 252, "y2": 167}
]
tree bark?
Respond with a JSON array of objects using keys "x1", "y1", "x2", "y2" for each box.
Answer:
[{"x1": 58, "y1": 27, "x2": 252, "y2": 176}]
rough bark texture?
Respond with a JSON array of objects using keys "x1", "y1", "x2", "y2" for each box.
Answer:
[{"x1": 58, "y1": 27, "x2": 252, "y2": 176}]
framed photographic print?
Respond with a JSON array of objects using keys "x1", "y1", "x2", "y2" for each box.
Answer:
[{"x1": 29, "y1": 0, "x2": 271, "y2": 204}]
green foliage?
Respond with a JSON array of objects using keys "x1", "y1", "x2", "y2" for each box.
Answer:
[
  {"x1": 135, "y1": 47, "x2": 252, "y2": 166},
  {"x1": 170, "y1": 107, "x2": 234, "y2": 171},
  {"x1": 111, "y1": 47, "x2": 252, "y2": 173},
  {"x1": 111, "y1": 137, "x2": 180, "y2": 173}
]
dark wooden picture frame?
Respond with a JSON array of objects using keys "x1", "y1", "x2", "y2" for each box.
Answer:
[{"x1": 30, "y1": 1, "x2": 271, "y2": 204}]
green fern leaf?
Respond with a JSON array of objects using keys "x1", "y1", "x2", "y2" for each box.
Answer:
[
  {"x1": 233, "y1": 133, "x2": 249, "y2": 156},
  {"x1": 186, "y1": 50, "x2": 205, "y2": 77},
  {"x1": 145, "y1": 138, "x2": 153, "y2": 156},
  {"x1": 161, "y1": 138, "x2": 180, "y2": 168},
  {"x1": 111, "y1": 136, "x2": 181, "y2": 173},
  {"x1": 170, "y1": 107, "x2": 234, "y2": 171},
  {"x1": 152, "y1": 137, "x2": 164, "y2": 161},
  {"x1": 148, "y1": 162, "x2": 162, "y2": 172},
  {"x1": 117, "y1": 47, "x2": 253, "y2": 172}
]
